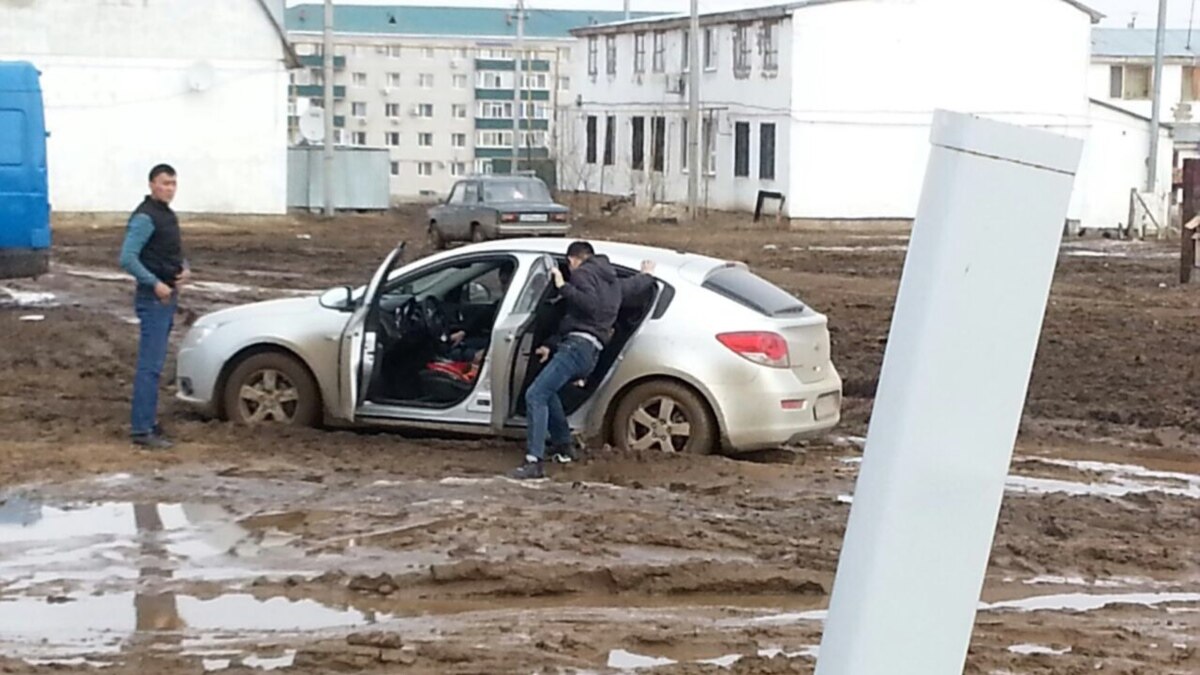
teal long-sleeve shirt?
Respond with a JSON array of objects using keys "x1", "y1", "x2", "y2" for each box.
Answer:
[{"x1": 118, "y1": 214, "x2": 161, "y2": 287}]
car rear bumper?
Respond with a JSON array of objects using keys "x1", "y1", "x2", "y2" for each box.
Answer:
[
  {"x1": 495, "y1": 223, "x2": 571, "y2": 237},
  {"x1": 710, "y1": 365, "x2": 843, "y2": 451}
]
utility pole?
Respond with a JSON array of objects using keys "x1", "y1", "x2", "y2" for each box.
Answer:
[
  {"x1": 624, "y1": 0, "x2": 631, "y2": 21},
  {"x1": 1147, "y1": 0, "x2": 1167, "y2": 195},
  {"x1": 512, "y1": 0, "x2": 526, "y2": 175},
  {"x1": 322, "y1": 0, "x2": 335, "y2": 217},
  {"x1": 686, "y1": 0, "x2": 700, "y2": 218}
]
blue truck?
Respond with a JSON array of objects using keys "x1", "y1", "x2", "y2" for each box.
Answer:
[{"x1": 0, "y1": 61, "x2": 50, "y2": 279}]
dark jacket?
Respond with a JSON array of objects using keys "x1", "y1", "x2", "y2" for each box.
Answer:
[
  {"x1": 557, "y1": 255, "x2": 623, "y2": 345},
  {"x1": 133, "y1": 196, "x2": 185, "y2": 286}
]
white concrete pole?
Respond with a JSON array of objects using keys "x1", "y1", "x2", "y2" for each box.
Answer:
[
  {"x1": 322, "y1": 0, "x2": 335, "y2": 216},
  {"x1": 814, "y1": 111, "x2": 1083, "y2": 675},
  {"x1": 512, "y1": 0, "x2": 525, "y2": 174},
  {"x1": 686, "y1": 0, "x2": 700, "y2": 218},
  {"x1": 1147, "y1": 0, "x2": 1168, "y2": 195}
]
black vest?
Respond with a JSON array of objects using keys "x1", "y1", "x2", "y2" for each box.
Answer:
[{"x1": 133, "y1": 196, "x2": 183, "y2": 286}]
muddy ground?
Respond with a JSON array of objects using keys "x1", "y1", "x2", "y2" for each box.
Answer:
[{"x1": 0, "y1": 206, "x2": 1196, "y2": 674}]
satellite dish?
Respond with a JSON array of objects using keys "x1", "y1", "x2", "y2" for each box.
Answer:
[
  {"x1": 299, "y1": 109, "x2": 326, "y2": 143},
  {"x1": 187, "y1": 60, "x2": 215, "y2": 92}
]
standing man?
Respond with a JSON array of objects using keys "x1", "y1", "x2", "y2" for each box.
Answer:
[
  {"x1": 119, "y1": 164, "x2": 189, "y2": 449},
  {"x1": 510, "y1": 241, "x2": 655, "y2": 480}
]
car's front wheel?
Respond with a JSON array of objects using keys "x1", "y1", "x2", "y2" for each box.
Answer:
[
  {"x1": 428, "y1": 224, "x2": 446, "y2": 250},
  {"x1": 222, "y1": 351, "x2": 321, "y2": 427},
  {"x1": 611, "y1": 381, "x2": 716, "y2": 454}
]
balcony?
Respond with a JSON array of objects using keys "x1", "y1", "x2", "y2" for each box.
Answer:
[
  {"x1": 475, "y1": 118, "x2": 549, "y2": 130},
  {"x1": 475, "y1": 147, "x2": 550, "y2": 159},
  {"x1": 474, "y1": 88, "x2": 551, "y2": 101},
  {"x1": 474, "y1": 59, "x2": 552, "y2": 72},
  {"x1": 291, "y1": 84, "x2": 345, "y2": 98},
  {"x1": 298, "y1": 55, "x2": 346, "y2": 69}
]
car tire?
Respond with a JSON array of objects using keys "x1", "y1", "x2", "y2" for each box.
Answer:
[
  {"x1": 471, "y1": 223, "x2": 486, "y2": 243},
  {"x1": 222, "y1": 352, "x2": 321, "y2": 427},
  {"x1": 428, "y1": 224, "x2": 446, "y2": 250},
  {"x1": 611, "y1": 380, "x2": 716, "y2": 455}
]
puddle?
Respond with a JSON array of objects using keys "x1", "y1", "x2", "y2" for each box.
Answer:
[
  {"x1": 0, "y1": 498, "x2": 312, "y2": 591},
  {"x1": 1006, "y1": 458, "x2": 1200, "y2": 499},
  {"x1": 606, "y1": 645, "x2": 819, "y2": 671},
  {"x1": 0, "y1": 592, "x2": 378, "y2": 658},
  {"x1": 0, "y1": 287, "x2": 57, "y2": 307},
  {"x1": 793, "y1": 245, "x2": 908, "y2": 253},
  {"x1": 980, "y1": 592, "x2": 1200, "y2": 613},
  {"x1": 1008, "y1": 643, "x2": 1072, "y2": 656}
]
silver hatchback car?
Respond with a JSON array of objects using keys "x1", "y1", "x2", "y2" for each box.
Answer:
[{"x1": 176, "y1": 239, "x2": 842, "y2": 454}]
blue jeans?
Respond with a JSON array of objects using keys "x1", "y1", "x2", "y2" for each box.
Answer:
[
  {"x1": 131, "y1": 286, "x2": 177, "y2": 436},
  {"x1": 525, "y1": 336, "x2": 599, "y2": 461}
]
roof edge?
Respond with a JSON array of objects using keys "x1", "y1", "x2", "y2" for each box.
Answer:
[{"x1": 1089, "y1": 98, "x2": 1173, "y2": 128}]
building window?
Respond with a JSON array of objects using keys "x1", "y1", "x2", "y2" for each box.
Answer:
[
  {"x1": 652, "y1": 31, "x2": 666, "y2": 73},
  {"x1": 452, "y1": 133, "x2": 467, "y2": 148},
  {"x1": 734, "y1": 121, "x2": 750, "y2": 177},
  {"x1": 387, "y1": 72, "x2": 401, "y2": 88},
  {"x1": 760, "y1": 123, "x2": 776, "y2": 180},
  {"x1": 587, "y1": 36, "x2": 599, "y2": 76},
  {"x1": 453, "y1": 74, "x2": 467, "y2": 88},
  {"x1": 451, "y1": 104, "x2": 466, "y2": 118},
  {"x1": 478, "y1": 72, "x2": 507, "y2": 88},
  {"x1": 352, "y1": 131, "x2": 367, "y2": 146},
  {"x1": 522, "y1": 131, "x2": 546, "y2": 147},
  {"x1": 586, "y1": 115, "x2": 598, "y2": 164},
  {"x1": 419, "y1": 73, "x2": 434, "y2": 88},
  {"x1": 682, "y1": 30, "x2": 690, "y2": 72},
  {"x1": 386, "y1": 103, "x2": 401, "y2": 118},
  {"x1": 1183, "y1": 66, "x2": 1200, "y2": 102},
  {"x1": 386, "y1": 131, "x2": 400, "y2": 147},
  {"x1": 451, "y1": 162, "x2": 467, "y2": 176},
  {"x1": 606, "y1": 35, "x2": 617, "y2": 75},
  {"x1": 704, "y1": 28, "x2": 717, "y2": 71},
  {"x1": 1110, "y1": 65, "x2": 1151, "y2": 100},
  {"x1": 733, "y1": 24, "x2": 751, "y2": 78},
  {"x1": 558, "y1": 75, "x2": 571, "y2": 91},
  {"x1": 418, "y1": 132, "x2": 433, "y2": 147},
  {"x1": 479, "y1": 102, "x2": 513, "y2": 119},
  {"x1": 390, "y1": 161, "x2": 400, "y2": 176},
  {"x1": 477, "y1": 131, "x2": 512, "y2": 147},
  {"x1": 309, "y1": 97, "x2": 323, "y2": 109},
  {"x1": 309, "y1": 68, "x2": 324, "y2": 85},
  {"x1": 703, "y1": 117, "x2": 716, "y2": 175},
  {"x1": 422, "y1": 47, "x2": 436, "y2": 59},
  {"x1": 352, "y1": 72, "x2": 367, "y2": 86},
  {"x1": 652, "y1": 116, "x2": 666, "y2": 173},
  {"x1": 418, "y1": 162, "x2": 433, "y2": 176},
  {"x1": 604, "y1": 115, "x2": 616, "y2": 166},
  {"x1": 634, "y1": 32, "x2": 647, "y2": 73},
  {"x1": 351, "y1": 101, "x2": 367, "y2": 117},
  {"x1": 389, "y1": 45, "x2": 403, "y2": 58},
  {"x1": 521, "y1": 73, "x2": 548, "y2": 90},
  {"x1": 418, "y1": 103, "x2": 434, "y2": 117},
  {"x1": 558, "y1": 47, "x2": 572, "y2": 62},
  {"x1": 456, "y1": 47, "x2": 469, "y2": 59},
  {"x1": 476, "y1": 159, "x2": 494, "y2": 174},
  {"x1": 760, "y1": 21, "x2": 780, "y2": 72},
  {"x1": 681, "y1": 117, "x2": 689, "y2": 169},
  {"x1": 295, "y1": 43, "x2": 316, "y2": 56},
  {"x1": 631, "y1": 116, "x2": 645, "y2": 171}
]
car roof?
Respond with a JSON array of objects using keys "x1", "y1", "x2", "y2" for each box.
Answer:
[{"x1": 453, "y1": 238, "x2": 731, "y2": 284}]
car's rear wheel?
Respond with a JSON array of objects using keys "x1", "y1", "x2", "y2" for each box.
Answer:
[
  {"x1": 428, "y1": 223, "x2": 446, "y2": 250},
  {"x1": 223, "y1": 352, "x2": 320, "y2": 427},
  {"x1": 611, "y1": 381, "x2": 716, "y2": 455}
]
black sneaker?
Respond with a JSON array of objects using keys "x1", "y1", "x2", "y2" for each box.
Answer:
[
  {"x1": 508, "y1": 460, "x2": 545, "y2": 480},
  {"x1": 132, "y1": 434, "x2": 174, "y2": 451},
  {"x1": 549, "y1": 443, "x2": 578, "y2": 464}
]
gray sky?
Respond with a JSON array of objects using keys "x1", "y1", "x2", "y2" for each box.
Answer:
[{"x1": 284, "y1": 0, "x2": 1199, "y2": 29}]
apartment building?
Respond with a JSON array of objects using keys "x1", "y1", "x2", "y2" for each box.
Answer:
[{"x1": 285, "y1": 4, "x2": 649, "y2": 201}]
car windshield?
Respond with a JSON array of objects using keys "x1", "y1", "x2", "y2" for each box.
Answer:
[{"x1": 482, "y1": 179, "x2": 551, "y2": 203}]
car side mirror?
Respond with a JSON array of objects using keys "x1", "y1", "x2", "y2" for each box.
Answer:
[{"x1": 319, "y1": 285, "x2": 354, "y2": 311}]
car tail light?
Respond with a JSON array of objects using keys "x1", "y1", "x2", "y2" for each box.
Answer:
[
  {"x1": 500, "y1": 213, "x2": 518, "y2": 223},
  {"x1": 551, "y1": 212, "x2": 569, "y2": 222},
  {"x1": 716, "y1": 332, "x2": 790, "y2": 368}
]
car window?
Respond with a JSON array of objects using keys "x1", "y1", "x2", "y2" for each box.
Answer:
[
  {"x1": 512, "y1": 258, "x2": 551, "y2": 314},
  {"x1": 482, "y1": 179, "x2": 551, "y2": 203},
  {"x1": 462, "y1": 182, "x2": 479, "y2": 203},
  {"x1": 447, "y1": 182, "x2": 465, "y2": 205},
  {"x1": 702, "y1": 266, "x2": 806, "y2": 317}
]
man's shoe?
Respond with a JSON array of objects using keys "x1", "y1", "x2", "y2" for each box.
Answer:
[
  {"x1": 132, "y1": 434, "x2": 174, "y2": 450},
  {"x1": 549, "y1": 443, "x2": 578, "y2": 464},
  {"x1": 509, "y1": 460, "x2": 545, "y2": 480}
]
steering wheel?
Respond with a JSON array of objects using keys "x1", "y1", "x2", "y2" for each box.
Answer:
[{"x1": 420, "y1": 296, "x2": 447, "y2": 343}]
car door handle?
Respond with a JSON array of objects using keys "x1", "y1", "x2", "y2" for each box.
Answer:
[{"x1": 504, "y1": 332, "x2": 515, "y2": 343}]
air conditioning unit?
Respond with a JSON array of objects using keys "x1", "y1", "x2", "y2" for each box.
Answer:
[
  {"x1": 380, "y1": 87, "x2": 391, "y2": 96},
  {"x1": 634, "y1": 72, "x2": 644, "y2": 85},
  {"x1": 449, "y1": 59, "x2": 460, "y2": 69},
  {"x1": 410, "y1": 105, "x2": 422, "y2": 117},
  {"x1": 665, "y1": 74, "x2": 686, "y2": 95},
  {"x1": 390, "y1": 117, "x2": 401, "y2": 126},
  {"x1": 357, "y1": 117, "x2": 368, "y2": 127}
]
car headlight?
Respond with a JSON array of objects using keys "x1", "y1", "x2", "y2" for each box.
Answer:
[{"x1": 187, "y1": 323, "x2": 220, "y2": 346}]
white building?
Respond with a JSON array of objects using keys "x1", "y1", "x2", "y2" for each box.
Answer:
[
  {"x1": 285, "y1": 4, "x2": 643, "y2": 201},
  {"x1": 0, "y1": 0, "x2": 295, "y2": 214},
  {"x1": 565, "y1": 0, "x2": 1155, "y2": 231}
]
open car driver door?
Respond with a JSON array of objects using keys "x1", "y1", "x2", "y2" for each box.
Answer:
[
  {"x1": 335, "y1": 243, "x2": 406, "y2": 421},
  {"x1": 488, "y1": 254, "x2": 555, "y2": 432}
]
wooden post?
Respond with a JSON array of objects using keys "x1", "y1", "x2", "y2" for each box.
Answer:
[{"x1": 1181, "y1": 159, "x2": 1199, "y2": 284}]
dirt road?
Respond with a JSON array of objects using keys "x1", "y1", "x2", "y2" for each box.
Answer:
[{"x1": 0, "y1": 208, "x2": 1196, "y2": 673}]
